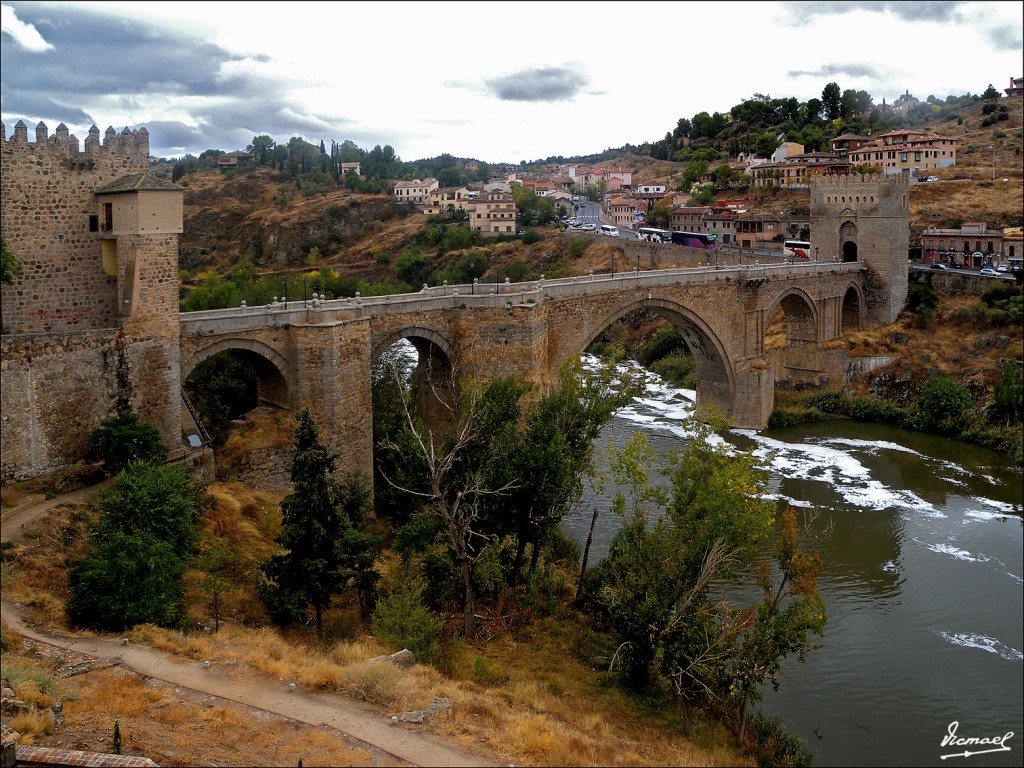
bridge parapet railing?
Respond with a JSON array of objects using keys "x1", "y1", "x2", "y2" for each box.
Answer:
[{"x1": 179, "y1": 261, "x2": 863, "y2": 332}]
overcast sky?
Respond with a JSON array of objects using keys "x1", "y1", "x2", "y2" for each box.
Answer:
[{"x1": 2, "y1": 1, "x2": 1022, "y2": 163}]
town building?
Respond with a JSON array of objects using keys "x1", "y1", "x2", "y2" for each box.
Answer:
[
  {"x1": 393, "y1": 178, "x2": 438, "y2": 205},
  {"x1": 921, "y1": 222, "x2": 1004, "y2": 266},
  {"x1": 847, "y1": 130, "x2": 957, "y2": 174},
  {"x1": 466, "y1": 189, "x2": 517, "y2": 235},
  {"x1": 423, "y1": 186, "x2": 471, "y2": 215}
]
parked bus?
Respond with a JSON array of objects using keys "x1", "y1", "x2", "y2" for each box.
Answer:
[
  {"x1": 783, "y1": 239, "x2": 811, "y2": 259},
  {"x1": 670, "y1": 231, "x2": 717, "y2": 248},
  {"x1": 599, "y1": 224, "x2": 620, "y2": 237},
  {"x1": 637, "y1": 227, "x2": 672, "y2": 242}
]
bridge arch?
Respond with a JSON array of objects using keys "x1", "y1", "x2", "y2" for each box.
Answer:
[
  {"x1": 372, "y1": 325, "x2": 458, "y2": 434},
  {"x1": 371, "y1": 325, "x2": 455, "y2": 365},
  {"x1": 764, "y1": 287, "x2": 822, "y2": 386},
  {"x1": 182, "y1": 338, "x2": 291, "y2": 409},
  {"x1": 840, "y1": 281, "x2": 864, "y2": 333},
  {"x1": 766, "y1": 287, "x2": 820, "y2": 346},
  {"x1": 568, "y1": 295, "x2": 737, "y2": 421}
]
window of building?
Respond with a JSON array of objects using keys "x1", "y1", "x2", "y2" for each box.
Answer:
[
  {"x1": 89, "y1": 214, "x2": 99, "y2": 232},
  {"x1": 103, "y1": 203, "x2": 113, "y2": 231}
]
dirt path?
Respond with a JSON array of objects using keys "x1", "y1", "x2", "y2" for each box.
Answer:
[{"x1": 1, "y1": 489, "x2": 504, "y2": 767}]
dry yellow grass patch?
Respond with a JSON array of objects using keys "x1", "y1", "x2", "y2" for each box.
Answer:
[{"x1": 7, "y1": 712, "x2": 54, "y2": 744}]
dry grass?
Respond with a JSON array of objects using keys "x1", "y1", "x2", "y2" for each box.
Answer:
[{"x1": 7, "y1": 712, "x2": 54, "y2": 743}]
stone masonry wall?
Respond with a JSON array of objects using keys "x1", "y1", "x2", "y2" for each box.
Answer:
[
  {"x1": 1, "y1": 121, "x2": 183, "y2": 483},
  {"x1": 810, "y1": 174, "x2": 909, "y2": 326},
  {"x1": 1, "y1": 123, "x2": 150, "y2": 334}
]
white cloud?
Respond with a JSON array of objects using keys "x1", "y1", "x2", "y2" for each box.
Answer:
[
  {"x1": 1, "y1": 4, "x2": 54, "y2": 52},
  {"x1": 2, "y1": 1, "x2": 1022, "y2": 161}
]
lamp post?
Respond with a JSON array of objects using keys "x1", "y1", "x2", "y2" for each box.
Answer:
[{"x1": 282, "y1": 275, "x2": 288, "y2": 309}]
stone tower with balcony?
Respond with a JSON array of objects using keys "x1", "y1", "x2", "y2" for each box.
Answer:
[{"x1": 1, "y1": 119, "x2": 185, "y2": 482}]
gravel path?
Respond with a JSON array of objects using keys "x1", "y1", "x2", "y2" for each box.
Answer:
[{"x1": 1, "y1": 487, "x2": 504, "y2": 768}]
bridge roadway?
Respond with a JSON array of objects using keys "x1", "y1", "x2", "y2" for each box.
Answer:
[{"x1": 179, "y1": 260, "x2": 866, "y2": 482}]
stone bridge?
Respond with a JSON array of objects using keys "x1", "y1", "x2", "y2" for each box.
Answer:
[{"x1": 180, "y1": 261, "x2": 867, "y2": 481}]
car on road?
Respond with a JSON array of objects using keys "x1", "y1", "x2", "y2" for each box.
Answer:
[
  {"x1": 996, "y1": 264, "x2": 1008, "y2": 273},
  {"x1": 930, "y1": 263, "x2": 949, "y2": 271},
  {"x1": 979, "y1": 267, "x2": 999, "y2": 276},
  {"x1": 579, "y1": 223, "x2": 596, "y2": 231}
]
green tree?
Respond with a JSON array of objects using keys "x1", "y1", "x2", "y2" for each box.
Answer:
[
  {"x1": 395, "y1": 247, "x2": 433, "y2": 288},
  {"x1": 379, "y1": 360, "x2": 528, "y2": 639},
  {"x1": 499, "y1": 359, "x2": 637, "y2": 584},
  {"x1": 93, "y1": 461, "x2": 207, "y2": 555},
  {"x1": 67, "y1": 531, "x2": 188, "y2": 630},
  {"x1": 246, "y1": 135, "x2": 276, "y2": 165},
  {"x1": 189, "y1": 536, "x2": 250, "y2": 632},
  {"x1": 596, "y1": 412, "x2": 776, "y2": 718},
  {"x1": 87, "y1": 413, "x2": 169, "y2": 475},
  {"x1": 261, "y1": 409, "x2": 372, "y2": 638},
  {"x1": 730, "y1": 508, "x2": 827, "y2": 744},
  {"x1": 648, "y1": 198, "x2": 675, "y2": 228},
  {"x1": 755, "y1": 131, "x2": 779, "y2": 158},
  {"x1": 66, "y1": 461, "x2": 209, "y2": 631},
  {"x1": 821, "y1": 82, "x2": 842, "y2": 120}
]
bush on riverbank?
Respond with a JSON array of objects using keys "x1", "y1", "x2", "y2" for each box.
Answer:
[{"x1": 769, "y1": 386, "x2": 1023, "y2": 464}]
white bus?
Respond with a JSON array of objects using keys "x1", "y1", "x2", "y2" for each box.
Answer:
[
  {"x1": 637, "y1": 227, "x2": 671, "y2": 242},
  {"x1": 599, "y1": 224, "x2": 620, "y2": 237},
  {"x1": 783, "y1": 239, "x2": 811, "y2": 259}
]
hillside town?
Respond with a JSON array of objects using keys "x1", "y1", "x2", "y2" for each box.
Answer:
[{"x1": 384, "y1": 81, "x2": 1022, "y2": 268}]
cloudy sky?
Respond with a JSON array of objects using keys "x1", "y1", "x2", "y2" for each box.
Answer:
[{"x1": 2, "y1": 1, "x2": 1022, "y2": 163}]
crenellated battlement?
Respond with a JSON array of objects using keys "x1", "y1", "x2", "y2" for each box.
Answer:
[
  {"x1": 811, "y1": 172, "x2": 909, "y2": 191},
  {"x1": 1, "y1": 119, "x2": 150, "y2": 162}
]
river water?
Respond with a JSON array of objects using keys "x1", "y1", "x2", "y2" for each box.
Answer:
[{"x1": 561, "y1": 359, "x2": 1023, "y2": 767}]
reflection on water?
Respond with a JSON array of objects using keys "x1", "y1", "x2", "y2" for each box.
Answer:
[{"x1": 564, "y1": 357, "x2": 1023, "y2": 767}]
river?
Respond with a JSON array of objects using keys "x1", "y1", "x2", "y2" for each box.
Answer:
[{"x1": 561, "y1": 358, "x2": 1023, "y2": 767}]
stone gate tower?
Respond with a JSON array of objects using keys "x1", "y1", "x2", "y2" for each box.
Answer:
[
  {"x1": 809, "y1": 173, "x2": 909, "y2": 325},
  {"x1": 1, "y1": 120, "x2": 185, "y2": 483}
]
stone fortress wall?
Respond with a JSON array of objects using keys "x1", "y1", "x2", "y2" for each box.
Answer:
[{"x1": 1, "y1": 120, "x2": 183, "y2": 483}]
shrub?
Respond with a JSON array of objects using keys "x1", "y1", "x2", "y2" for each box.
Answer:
[
  {"x1": 87, "y1": 414, "x2": 168, "y2": 474},
  {"x1": 372, "y1": 575, "x2": 444, "y2": 665},
  {"x1": 807, "y1": 390, "x2": 846, "y2": 413},
  {"x1": 917, "y1": 376, "x2": 973, "y2": 425},
  {"x1": 566, "y1": 238, "x2": 587, "y2": 259},
  {"x1": 989, "y1": 361, "x2": 1023, "y2": 426},
  {"x1": 637, "y1": 327, "x2": 686, "y2": 366}
]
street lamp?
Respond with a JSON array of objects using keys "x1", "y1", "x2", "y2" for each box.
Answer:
[{"x1": 282, "y1": 275, "x2": 288, "y2": 309}]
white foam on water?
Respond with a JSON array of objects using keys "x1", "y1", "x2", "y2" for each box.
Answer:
[
  {"x1": 914, "y1": 538, "x2": 990, "y2": 563},
  {"x1": 936, "y1": 631, "x2": 1024, "y2": 661},
  {"x1": 740, "y1": 432, "x2": 944, "y2": 516}
]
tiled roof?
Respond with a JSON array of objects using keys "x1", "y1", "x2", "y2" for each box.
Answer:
[{"x1": 94, "y1": 174, "x2": 183, "y2": 193}]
